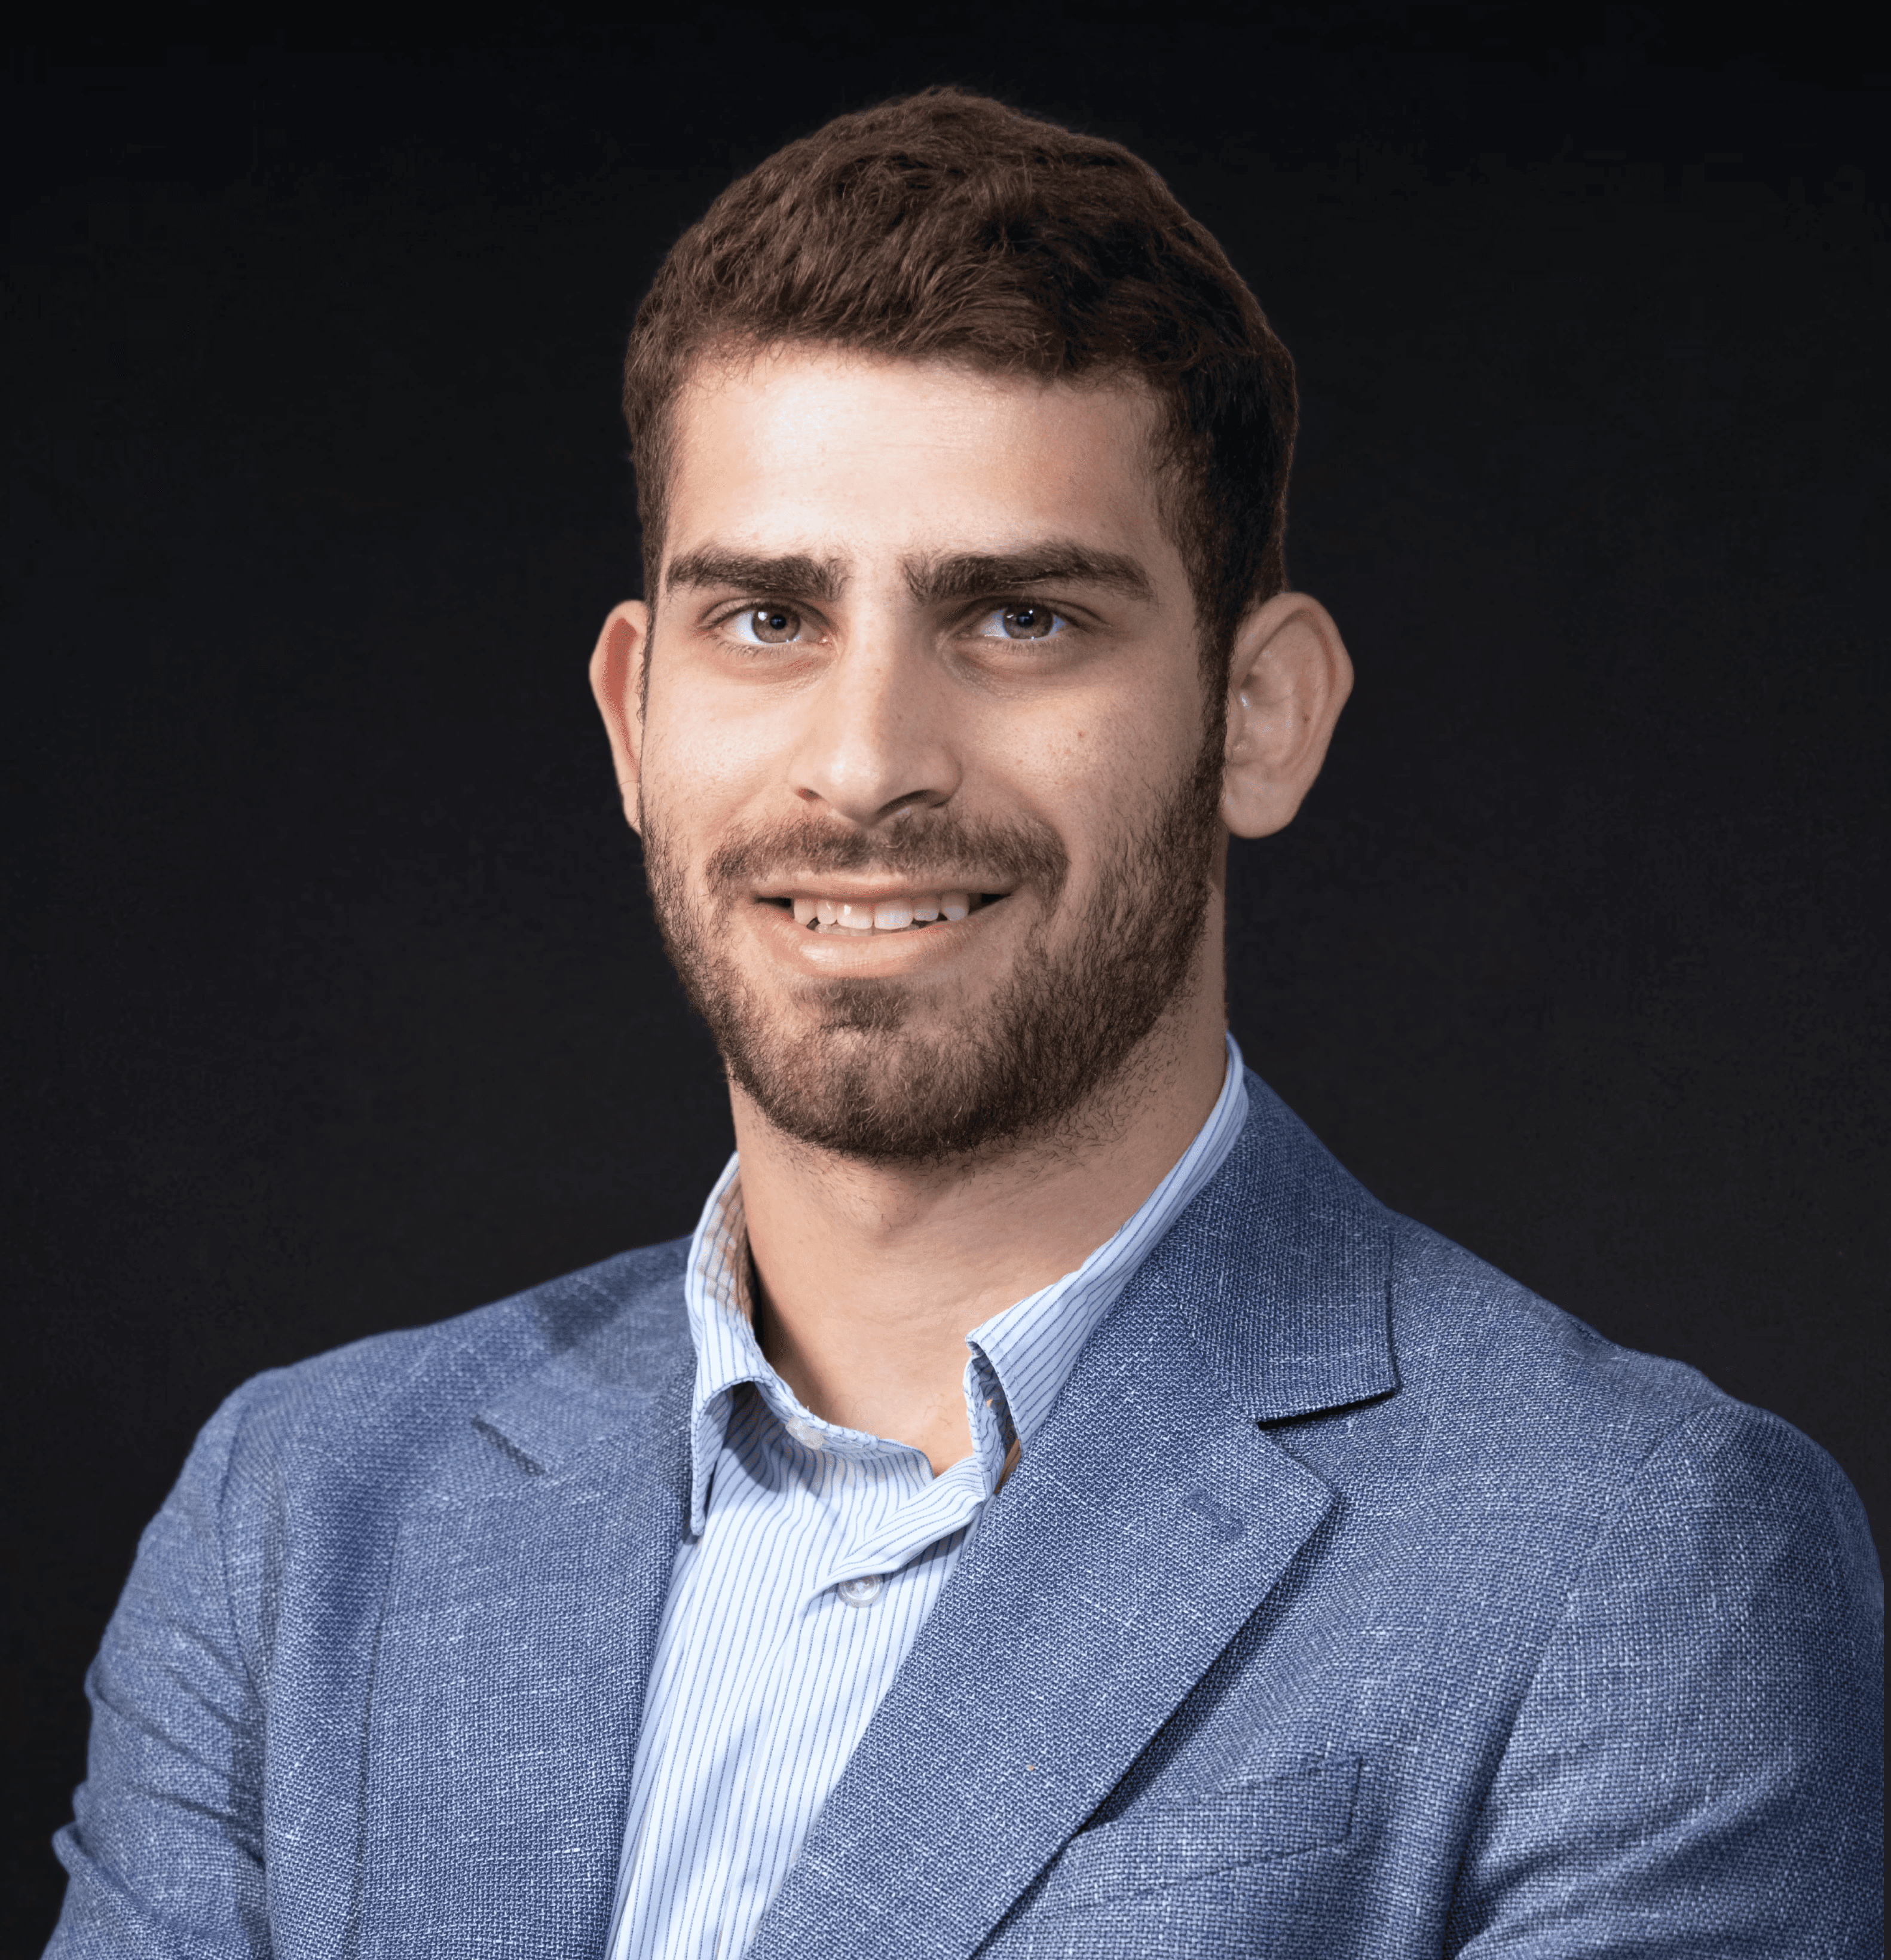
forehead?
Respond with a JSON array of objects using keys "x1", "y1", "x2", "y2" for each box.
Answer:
[{"x1": 662, "y1": 346, "x2": 1181, "y2": 583}]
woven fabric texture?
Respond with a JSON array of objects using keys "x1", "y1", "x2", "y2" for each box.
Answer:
[
  {"x1": 608, "y1": 1039, "x2": 1248, "y2": 1959},
  {"x1": 45, "y1": 1070, "x2": 1883, "y2": 1958}
]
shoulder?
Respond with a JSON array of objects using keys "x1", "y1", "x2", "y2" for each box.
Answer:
[
  {"x1": 1216, "y1": 1071, "x2": 1872, "y2": 1575},
  {"x1": 1388, "y1": 1213, "x2": 1829, "y2": 1474},
  {"x1": 198, "y1": 1235, "x2": 695, "y2": 1502},
  {"x1": 1387, "y1": 1211, "x2": 1725, "y2": 1444},
  {"x1": 1397, "y1": 1234, "x2": 1885, "y2": 1954},
  {"x1": 1392, "y1": 1229, "x2": 1884, "y2": 1947},
  {"x1": 1366, "y1": 1212, "x2": 1881, "y2": 1615}
]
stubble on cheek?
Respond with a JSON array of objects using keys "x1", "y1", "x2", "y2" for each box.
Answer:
[{"x1": 637, "y1": 730, "x2": 1222, "y2": 1163}]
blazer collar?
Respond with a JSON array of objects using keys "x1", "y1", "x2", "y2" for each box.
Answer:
[
  {"x1": 356, "y1": 1250, "x2": 696, "y2": 1956},
  {"x1": 396, "y1": 1068, "x2": 1398, "y2": 1959},
  {"x1": 1150, "y1": 1065, "x2": 1398, "y2": 1423},
  {"x1": 470, "y1": 1245, "x2": 696, "y2": 1475},
  {"x1": 470, "y1": 1063, "x2": 1393, "y2": 1472},
  {"x1": 752, "y1": 1068, "x2": 1399, "y2": 1960}
]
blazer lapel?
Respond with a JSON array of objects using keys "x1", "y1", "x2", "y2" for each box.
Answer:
[
  {"x1": 353, "y1": 1296, "x2": 695, "y2": 1958},
  {"x1": 755, "y1": 1073, "x2": 1398, "y2": 1960}
]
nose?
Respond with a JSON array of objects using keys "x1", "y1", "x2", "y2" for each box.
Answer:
[{"x1": 785, "y1": 641, "x2": 961, "y2": 827}]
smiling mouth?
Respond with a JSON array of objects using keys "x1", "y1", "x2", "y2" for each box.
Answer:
[{"x1": 760, "y1": 891, "x2": 1008, "y2": 935}]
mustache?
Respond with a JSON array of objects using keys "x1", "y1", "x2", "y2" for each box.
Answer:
[{"x1": 702, "y1": 810, "x2": 1069, "y2": 898}]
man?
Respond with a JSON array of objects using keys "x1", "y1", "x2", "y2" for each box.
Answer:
[{"x1": 47, "y1": 87, "x2": 1880, "y2": 1959}]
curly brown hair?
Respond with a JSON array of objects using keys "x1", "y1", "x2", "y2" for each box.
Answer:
[{"x1": 622, "y1": 86, "x2": 1298, "y2": 681}]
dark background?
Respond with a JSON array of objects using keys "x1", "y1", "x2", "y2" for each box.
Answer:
[{"x1": 5, "y1": 2, "x2": 1886, "y2": 1942}]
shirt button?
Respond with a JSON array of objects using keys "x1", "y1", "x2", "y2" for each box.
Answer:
[
  {"x1": 836, "y1": 1575, "x2": 884, "y2": 1607},
  {"x1": 785, "y1": 1417, "x2": 824, "y2": 1450}
]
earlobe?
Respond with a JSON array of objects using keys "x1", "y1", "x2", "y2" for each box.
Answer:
[
  {"x1": 1220, "y1": 592, "x2": 1354, "y2": 840},
  {"x1": 588, "y1": 600, "x2": 652, "y2": 832}
]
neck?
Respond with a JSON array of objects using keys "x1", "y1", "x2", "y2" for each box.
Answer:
[{"x1": 730, "y1": 931, "x2": 1231, "y2": 1475}]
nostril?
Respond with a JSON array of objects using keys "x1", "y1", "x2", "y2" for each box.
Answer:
[{"x1": 881, "y1": 786, "x2": 953, "y2": 820}]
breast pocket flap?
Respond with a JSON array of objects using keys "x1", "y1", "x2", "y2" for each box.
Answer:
[{"x1": 1051, "y1": 1757, "x2": 1362, "y2": 1910}]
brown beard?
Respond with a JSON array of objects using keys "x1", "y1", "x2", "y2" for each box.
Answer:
[{"x1": 640, "y1": 729, "x2": 1225, "y2": 1163}]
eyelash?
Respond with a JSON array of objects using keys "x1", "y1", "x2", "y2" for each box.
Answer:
[
  {"x1": 715, "y1": 605, "x2": 812, "y2": 647},
  {"x1": 711, "y1": 602, "x2": 1073, "y2": 644},
  {"x1": 972, "y1": 604, "x2": 1069, "y2": 641}
]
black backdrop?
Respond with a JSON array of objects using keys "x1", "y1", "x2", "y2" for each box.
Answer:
[{"x1": 5, "y1": 6, "x2": 1886, "y2": 1943}]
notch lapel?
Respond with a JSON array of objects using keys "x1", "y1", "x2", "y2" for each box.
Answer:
[
  {"x1": 352, "y1": 1321, "x2": 694, "y2": 1956},
  {"x1": 755, "y1": 1273, "x2": 1333, "y2": 1960},
  {"x1": 754, "y1": 1073, "x2": 1397, "y2": 1960}
]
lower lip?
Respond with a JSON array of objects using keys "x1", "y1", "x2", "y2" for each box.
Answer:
[{"x1": 748, "y1": 898, "x2": 1011, "y2": 973}]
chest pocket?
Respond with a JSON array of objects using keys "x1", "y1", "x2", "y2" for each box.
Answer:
[{"x1": 1048, "y1": 1756, "x2": 1362, "y2": 1910}]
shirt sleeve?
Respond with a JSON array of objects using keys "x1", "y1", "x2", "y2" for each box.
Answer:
[
  {"x1": 44, "y1": 1379, "x2": 276, "y2": 1959},
  {"x1": 1447, "y1": 1398, "x2": 1884, "y2": 1958}
]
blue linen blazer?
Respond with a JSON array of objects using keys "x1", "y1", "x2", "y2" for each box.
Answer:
[{"x1": 48, "y1": 1071, "x2": 1882, "y2": 1958}]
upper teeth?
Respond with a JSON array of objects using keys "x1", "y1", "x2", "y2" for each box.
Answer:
[{"x1": 790, "y1": 893, "x2": 974, "y2": 931}]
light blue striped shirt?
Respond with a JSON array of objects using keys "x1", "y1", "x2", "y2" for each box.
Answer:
[{"x1": 607, "y1": 1035, "x2": 1251, "y2": 1960}]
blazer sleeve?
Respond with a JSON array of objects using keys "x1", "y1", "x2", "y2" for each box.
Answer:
[
  {"x1": 45, "y1": 1378, "x2": 277, "y2": 1959},
  {"x1": 1446, "y1": 1399, "x2": 1883, "y2": 1958}
]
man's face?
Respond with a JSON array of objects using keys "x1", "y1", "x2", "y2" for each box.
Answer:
[{"x1": 629, "y1": 347, "x2": 1225, "y2": 1161}]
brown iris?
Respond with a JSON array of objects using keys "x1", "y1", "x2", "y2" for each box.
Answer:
[{"x1": 747, "y1": 605, "x2": 800, "y2": 644}]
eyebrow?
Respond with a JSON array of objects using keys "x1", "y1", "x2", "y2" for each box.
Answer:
[
  {"x1": 905, "y1": 544, "x2": 1156, "y2": 605},
  {"x1": 663, "y1": 549, "x2": 844, "y2": 603},
  {"x1": 662, "y1": 540, "x2": 1156, "y2": 610}
]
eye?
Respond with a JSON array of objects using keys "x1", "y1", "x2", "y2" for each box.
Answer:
[
  {"x1": 725, "y1": 604, "x2": 806, "y2": 646},
  {"x1": 975, "y1": 604, "x2": 1066, "y2": 642}
]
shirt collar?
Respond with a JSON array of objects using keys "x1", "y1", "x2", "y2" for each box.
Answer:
[
  {"x1": 962, "y1": 1033, "x2": 1249, "y2": 1451},
  {"x1": 680, "y1": 1160, "x2": 769, "y2": 1533},
  {"x1": 679, "y1": 1033, "x2": 1250, "y2": 1532}
]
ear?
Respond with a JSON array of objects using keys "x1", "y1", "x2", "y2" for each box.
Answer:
[
  {"x1": 1220, "y1": 592, "x2": 1354, "y2": 839},
  {"x1": 589, "y1": 599, "x2": 652, "y2": 834}
]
